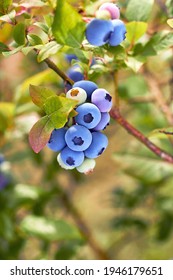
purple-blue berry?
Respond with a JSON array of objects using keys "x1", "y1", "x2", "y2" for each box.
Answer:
[
  {"x1": 60, "y1": 146, "x2": 84, "y2": 168},
  {"x1": 47, "y1": 128, "x2": 67, "y2": 152},
  {"x1": 93, "y1": 112, "x2": 110, "y2": 131},
  {"x1": 66, "y1": 65, "x2": 84, "y2": 83},
  {"x1": 86, "y1": 18, "x2": 114, "y2": 46},
  {"x1": 73, "y1": 80, "x2": 98, "y2": 100},
  {"x1": 65, "y1": 125, "x2": 92, "y2": 152},
  {"x1": 91, "y1": 88, "x2": 112, "y2": 112},
  {"x1": 75, "y1": 103, "x2": 101, "y2": 129},
  {"x1": 85, "y1": 132, "x2": 108, "y2": 158},
  {"x1": 109, "y1": 19, "x2": 126, "y2": 46}
]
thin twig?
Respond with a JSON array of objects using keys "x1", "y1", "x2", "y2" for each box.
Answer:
[
  {"x1": 60, "y1": 188, "x2": 110, "y2": 260},
  {"x1": 110, "y1": 106, "x2": 173, "y2": 164},
  {"x1": 44, "y1": 58, "x2": 74, "y2": 85}
]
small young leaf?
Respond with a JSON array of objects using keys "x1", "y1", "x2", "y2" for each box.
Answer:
[
  {"x1": 43, "y1": 96, "x2": 77, "y2": 128},
  {"x1": 29, "y1": 85, "x2": 56, "y2": 109},
  {"x1": 126, "y1": 21, "x2": 148, "y2": 43},
  {"x1": 13, "y1": 23, "x2": 26, "y2": 45},
  {"x1": 52, "y1": 0, "x2": 85, "y2": 47},
  {"x1": 2, "y1": 45, "x2": 24, "y2": 58},
  {"x1": 37, "y1": 41, "x2": 62, "y2": 62},
  {"x1": 126, "y1": 0, "x2": 154, "y2": 22},
  {"x1": 27, "y1": 34, "x2": 43, "y2": 46},
  {"x1": 20, "y1": 215, "x2": 82, "y2": 241},
  {"x1": 29, "y1": 115, "x2": 54, "y2": 153}
]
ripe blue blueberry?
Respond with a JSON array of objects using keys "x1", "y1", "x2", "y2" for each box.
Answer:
[
  {"x1": 77, "y1": 158, "x2": 96, "y2": 174},
  {"x1": 85, "y1": 132, "x2": 108, "y2": 158},
  {"x1": 93, "y1": 112, "x2": 110, "y2": 131},
  {"x1": 47, "y1": 128, "x2": 67, "y2": 152},
  {"x1": 65, "y1": 54, "x2": 78, "y2": 64},
  {"x1": 65, "y1": 125, "x2": 92, "y2": 152},
  {"x1": 75, "y1": 103, "x2": 101, "y2": 129},
  {"x1": 66, "y1": 87, "x2": 87, "y2": 105},
  {"x1": 60, "y1": 146, "x2": 84, "y2": 167},
  {"x1": 57, "y1": 153, "x2": 75, "y2": 170},
  {"x1": 66, "y1": 65, "x2": 84, "y2": 83},
  {"x1": 109, "y1": 19, "x2": 126, "y2": 46},
  {"x1": 98, "y1": 3, "x2": 120, "y2": 19},
  {"x1": 91, "y1": 88, "x2": 112, "y2": 112},
  {"x1": 73, "y1": 80, "x2": 98, "y2": 100},
  {"x1": 86, "y1": 19, "x2": 114, "y2": 46}
]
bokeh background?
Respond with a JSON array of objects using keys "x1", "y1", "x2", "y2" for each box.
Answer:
[{"x1": 0, "y1": 0, "x2": 173, "y2": 260}]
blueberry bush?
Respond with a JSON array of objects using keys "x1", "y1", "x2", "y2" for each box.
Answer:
[{"x1": 0, "y1": 0, "x2": 173, "y2": 260}]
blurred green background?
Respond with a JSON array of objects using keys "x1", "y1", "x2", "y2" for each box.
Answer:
[{"x1": 0, "y1": 0, "x2": 173, "y2": 260}]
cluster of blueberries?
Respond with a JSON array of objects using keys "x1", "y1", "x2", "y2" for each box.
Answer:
[
  {"x1": 47, "y1": 80, "x2": 112, "y2": 174},
  {"x1": 86, "y1": 2, "x2": 126, "y2": 47},
  {"x1": 0, "y1": 154, "x2": 9, "y2": 190}
]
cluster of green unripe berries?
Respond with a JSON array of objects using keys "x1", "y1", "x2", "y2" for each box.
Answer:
[
  {"x1": 47, "y1": 80, "x2": 112, "y2": 174},
  {"x1": 86, "y1": 2, "x2": 126, "y2": 47}
]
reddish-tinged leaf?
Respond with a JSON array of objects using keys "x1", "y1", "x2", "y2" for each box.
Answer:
[
  {"x1": 29, "y1": 85, "x2": 56, "y2": 109},
  {"x1": 29, "y1": 116, "x2": 54, "y2": 153}
]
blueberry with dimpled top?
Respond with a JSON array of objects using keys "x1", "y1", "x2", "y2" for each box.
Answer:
[
  {"x1": 60, "y1": 146, "x2": 84, "y2": 168},
  {"x1": 91, "y1": 88, "x2": 112, "y2": 112},
  {"x1": 65, "y1": 125, "x2": 92, "y2": 152},
  {"x1": 75, "y1": 103, "x2": 101, "y2": 129},
  {"x1": 85, "y1": 132, "x2": 108, "y2": 158}
]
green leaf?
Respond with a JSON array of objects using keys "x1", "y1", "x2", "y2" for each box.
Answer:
[
  {"x1": 126, "y1": 21, "x2": 148, "y2": 43},
  {"x1": 113, "y1": 153, "x2": 173, "y2": 184},
  {"x1": 0, "y1": 9, "x2": 16, "y2": 23},
  {"x1": 126, "y1": 0, "x2": 154, "y2": 22},
  {"x1": 43, "y1": 96, "x2": 77, "y2": 128},
  {"x1": 0, "y1": 0, "x2": 12, "y2": 13},
  {"x1": 20, "y1": 215, "x2": 82, "y2": 241},
  {"x1": 29, "y1": 85, "x2": 56, "y2": 109},
  {"x1": 34, "y1": 22, "x2": 49, "y2": 34},
  {"x1": 0, "y1": 42, "x2": 9, "y2": 53},
  {"x1": 167, "y1": 19, "x2": 173, "y2": 28},
  {"x1": 27, "y1": 34, "x2": 43, "y2": 46},
  {"x1": 13, "y1": 23, "x2": 26, "y2": 45},
  {"x1": 0, "y1": 102, "x2": 15, "y2": 132},
  {"x1": 37, "y1": 41, "x2": 62, "y2": 62},
  {"x1": 2, "y1": 45, "x2": 24, "y2": 58},
  {"x1": 125, "y1": 56, "x2": 145, "y2": 72},
  {"x1": 29, "y1": 115, "x2": 54, "y2": 153},
  {"x1": 52, "y1": 0, "x2": 85, "y2": 47},
  {"x1": 14, "y1": 184, "x2": 46, "y2": 202},
  {"x1": 142, "y1": 32, "x2": 173, "y2": 55}
]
